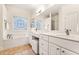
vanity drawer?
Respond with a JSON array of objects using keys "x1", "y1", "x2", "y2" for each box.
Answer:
[
  {"x1": 39, "y1": 39, "x2": 48, "y2": 51},
  {"x1": 49, "y1": 36, "x2": 79, "y2": 54},
  {"x1": 61, "y1": 48, "x2": 77, "y2": 55}
]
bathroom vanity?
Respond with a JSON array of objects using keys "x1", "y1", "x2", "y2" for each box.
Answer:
[
  {"x1": 39, "y1": 32, "x2": 79, "y2": 55},
  {"x1": 31, "y1": 5, "x2": 79, "y2": 55}
]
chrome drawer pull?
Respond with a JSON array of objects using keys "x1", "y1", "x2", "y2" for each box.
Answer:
[
  {"x1": 57, "y1": 48, "x2": 59, "y2": 50},
  {"x1": 62, "y1": 51, "x2": 65, "y2": 53}
]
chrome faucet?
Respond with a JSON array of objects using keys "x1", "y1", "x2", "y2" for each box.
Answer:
[
  {"x1": 65, "y1": 28, "x2": 71, "y2": 35},
  {"x1": 7, "y1": 34, "x2": 13, "y2": 39}
]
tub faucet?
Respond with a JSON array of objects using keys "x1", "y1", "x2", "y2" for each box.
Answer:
[{"x1": 7, "y1": 34, "x2": 13, "y2": 39}]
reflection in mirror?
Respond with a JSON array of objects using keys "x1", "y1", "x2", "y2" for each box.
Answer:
[{"x1": 51, "y1": 13, "x2": 59, "y2": 30}]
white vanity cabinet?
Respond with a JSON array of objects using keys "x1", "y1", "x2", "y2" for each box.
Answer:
[
  {"x1": 39, "y1": 35, "x2": 49, "y2": 55},
  {"x1": 39, "y1": 34, "x2": 78, "y2": 55},
  {"x1": 49, "y1": 36, "x2": 78, "y2": 55},
  {"x1": 49, "y1": 42, "x2": 77, "y2": 55},
  {"x1": 39, "y1": 34, "x2": 79, "y2": 55}
]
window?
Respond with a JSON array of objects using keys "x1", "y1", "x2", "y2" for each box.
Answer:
[
  {"x1": 31, "y1": 19, "x2": 43, "y2": 30},
  {"x1": 13, "y1": 16, "x2": 27, "y2": 31}
]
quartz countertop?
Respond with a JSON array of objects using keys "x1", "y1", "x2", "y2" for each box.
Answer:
[
  {"x1": 40, "y1": 31, "x2": 79, "y2": 42},
  {"x1": 31, "y1": 30, "x2": 79, "y2": 42}
]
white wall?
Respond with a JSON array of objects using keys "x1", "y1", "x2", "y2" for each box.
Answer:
[{"x1": 0, "y1": 5, "x2": 4, "y2": 50}]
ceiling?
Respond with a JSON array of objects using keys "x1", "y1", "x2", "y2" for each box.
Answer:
[
  {"x1": 6, "y1": 4, "x2": 64, "y2": 18},
  {"x1": 6, "y1": 4, "x2": 51, "y2": 14}
]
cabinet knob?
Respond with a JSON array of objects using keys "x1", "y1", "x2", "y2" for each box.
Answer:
[
  {"x1": 62, "y1": 51, "x2": 65, "y2": 53},
  {"x1": 57, "y1": 48, "x2": 59, "y2": 50}
]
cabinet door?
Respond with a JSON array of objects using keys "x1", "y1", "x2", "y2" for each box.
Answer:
[
  {"x1": 39, "y1": 49, "x2": 48, "y2": 55},
  {"x1": 39, "y1": 38, "x2": 49, "y2": 55},
  {"x1": 61, "y1": 48, "x2": 77, "y2": 55},
  {"x1": 39, "y1": 46, "x2": 48, "y2": 55},
  {"x1": 39, "y1": 45, "x2": 43, "y2": 55},
  {"x1": 49, "y1": 43, "x2": 60, "y2": 55}
]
